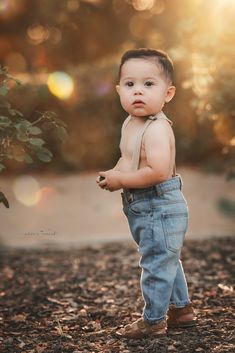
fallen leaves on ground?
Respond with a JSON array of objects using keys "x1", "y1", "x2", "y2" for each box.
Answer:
[{"x1": 0, "y1": 236, "x2": 234, "y2": 353}]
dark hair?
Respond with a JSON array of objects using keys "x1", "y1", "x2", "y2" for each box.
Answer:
[{"x1": 118, "y1": 48, "x2": 174, "y2": 83}]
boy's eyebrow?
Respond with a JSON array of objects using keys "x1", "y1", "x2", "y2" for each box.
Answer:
[{"x1": 121, "y1": 76, "x2": 158, "y2": 81}]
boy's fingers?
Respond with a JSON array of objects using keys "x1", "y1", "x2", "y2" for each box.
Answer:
[
  {"x1": 99, "y1": 180, "x2": 107, "y2": 188},
  {"x1": 98, "y1": 171, "x2": 105, "y2": 176}
]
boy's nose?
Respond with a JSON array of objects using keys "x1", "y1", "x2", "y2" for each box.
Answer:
[{"x1": 134, "y1": 87, "x2": 143, "y2": 95}]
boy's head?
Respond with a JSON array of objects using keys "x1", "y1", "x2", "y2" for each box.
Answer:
[
  {"x1": 118, "y1": 48, "x2": 174, "y2": 84},
  {"x1": 116, "y1": 48, "x2": 176, "y2": 118}
]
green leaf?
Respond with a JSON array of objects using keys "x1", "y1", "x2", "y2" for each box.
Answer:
[
  {"x1": 36, "y1": 150, "x2": 52, "y2": 163},
  {"x1": 15, "y1": 79, "x2": 22, "y2": 86},
  {"x1": 0, "y1": 86, "x2": 9, "y2": 96},
  {"x1": 16, "y1": 132, "x2": 28, "y2": 142},
  {"x1": 23, "y1": 120, "x2": 32, "y2": 127},
  {"x1": 37, "y1": 153, "x2": 52, "y2": 162},
  {"x1": 29, "y1": 137, "x2": 45, "y2": 147},
  {"x1": 36, "y1": 147, "x2": 53, "y2": 162},
  {"x1": 218, "y1": 198, "x2": 235, "y2": 218},
  {"x1": 16, "y1": 120, "x2": 31, "y2": 132},
  {"x1": 226, "y1": 168, "x2": 235, "y2": 181},
  {"x1": 0, "y1": 99, "x2": 11, "y2": 110},
  {"x1": 0, "y1": 116, "x2": 11, "y2": 127},
  {"x1": 24, "y1": 154, "x2": 33, "y2": 163},
  {"x1": 28, "y1": 126, "x2": 42, "y2": 135},
  {"x1": 0, "y1": 163, "x2": 5, "y2": 172},
  {"x1": 0, "y1": 115, "x2": 11, "y2": 122},
  {"x1": 53, "y1": 126, "x2": 68, "y2": 142},
  {"x1": 39, "y1": 146, "x2": 53, "y2": 156},
  {"x1": 9, "y1": 109, "x2": 16, "y2": 116},
  {"x1": 13, "y1": 109, "x2": 23, "y2": 117}
]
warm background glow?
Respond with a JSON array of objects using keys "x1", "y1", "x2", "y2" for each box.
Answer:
[{"x1": 0, "y1": 0, "x2": 234, "y2": 174}]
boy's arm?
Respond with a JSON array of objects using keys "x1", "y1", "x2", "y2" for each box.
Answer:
[{"x1": 111, "y1": 157, "x2": 123, "y2": 171}]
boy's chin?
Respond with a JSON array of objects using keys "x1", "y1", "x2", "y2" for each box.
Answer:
[{"x1": 129, "y1": 111, "x2": 160, "y2": 118}]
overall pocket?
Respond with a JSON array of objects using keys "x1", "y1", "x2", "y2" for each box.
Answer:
[
  {"x1": 161, "y1": 211, "x2": 188, "y2": 253},
  {"x1": 128, "y1": 199, "x2": 151, "y2": 216}
]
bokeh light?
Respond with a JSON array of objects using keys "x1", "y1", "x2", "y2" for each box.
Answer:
[
  {"x1": 67, "y1": 0, "x2": 80, "y2": 12},
  {"x1": 13, "y1": 176, "x2": 40, "y2": 207},
  {"x1": 0, "y1": 0, "x2": 8, "y2": 11},
  {"x1": 191, "y1": 53, "x2": 213, "y2": 97},
  {"x1": 131, "y1": 0, "x2": 155, "y2": 11},
  {"x1": 47, "y1": 71, "x2": 74, "y2": 100},
  {"x1": 150, "y1": 0, "x2": 165, "y2": 14},
  {"x1": 230, "y1": 137, "x2": 235, "y2": 146},
  {"x1": 0, "y1": 0, "x2": 26, "y2": 20},
  {"x1": 27, "y1": 24, "x2": 50, "y2": 45},
  {"x1": 48, "y1": 27, "x2": 62, "y2": 46},
  {"x1": 215, "y1": 0, "x2": 234, "y2": 8},
  {"x1": 36, "y1": 186, "x2": 57, "y2": 213}
]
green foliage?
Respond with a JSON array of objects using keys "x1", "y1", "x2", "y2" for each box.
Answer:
[
  {"x1": 0, "y1": 66, "x2": 68, "y2": 172},
  {"x1": 218, "y1": 198, "x2": 235, "y2": 219}
]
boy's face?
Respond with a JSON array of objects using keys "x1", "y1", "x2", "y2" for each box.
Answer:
[{"x1": 116, "y1": 58, "x2": 175, "y2": 118}]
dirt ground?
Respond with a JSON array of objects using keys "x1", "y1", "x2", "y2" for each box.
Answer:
[
  {"x1": 0, "y1": 236, "x2": 234, "y2": 353},
  {"x1": 0, "y1": 167, "x2": 235, "y2": 249}
]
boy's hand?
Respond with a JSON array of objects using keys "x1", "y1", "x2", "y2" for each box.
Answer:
[{"x1": 96, "y1": 170, "x2": 122, "y2": 192}]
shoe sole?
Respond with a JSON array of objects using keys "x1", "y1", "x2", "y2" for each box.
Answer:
[
  {"x1": 168, "y1": 320, "x2": 197, "y2": 329},
  {"x1": 115, "y1": 330, "x2": 167, "y2": 339}
]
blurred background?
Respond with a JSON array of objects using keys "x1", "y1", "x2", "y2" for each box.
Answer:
[{"x1": 0, "y1": 0, "x2": 234, "y2": 248}]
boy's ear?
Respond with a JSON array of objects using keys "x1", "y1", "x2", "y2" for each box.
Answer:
[
  {"x1": 165, "y1": 85, "x2": 176, "y2": 103},
  {"x1": 116, "y1": 85, "x2": 120, "y2": 95}
]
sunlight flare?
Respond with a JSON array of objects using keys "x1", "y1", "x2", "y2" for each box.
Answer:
[
  {"x1": 13, "y1": 176, "x2": 40, "y2": 207},
  {"x1": 47, "y1": 71, "x2": 74, "y2": 100}
]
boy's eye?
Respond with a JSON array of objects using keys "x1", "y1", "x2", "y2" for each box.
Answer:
[
  {"x1": 145, "y1": 81, "x2": 154, "y2": 87},
  {"x1": 125, "y1": 81, "x2": 134, "y2": 87}
]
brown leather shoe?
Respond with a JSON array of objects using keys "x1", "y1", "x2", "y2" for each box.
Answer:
[
  {"x1": 167, "y1": 304, "x2": 196, "y2": 329},
  {"x1": 116, "y1": 317, "x2": 167, "y2": 339}
]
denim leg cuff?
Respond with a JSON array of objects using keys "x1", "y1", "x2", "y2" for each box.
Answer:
[
  {"x1": 169, "y1": 300, "x2": 191, "y2": 308},
  {"x1": 143, "y1": 313, "x2": 166, "y2": 324}
]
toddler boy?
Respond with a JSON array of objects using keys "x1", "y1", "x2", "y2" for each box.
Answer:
[{"x1": 96, "y1": 48, "x2": 196, "y2": 338}]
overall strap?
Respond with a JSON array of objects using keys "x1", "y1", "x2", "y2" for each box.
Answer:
[
  {"x1": 130, "y1": 111, "x2": 177, "y2": 177},
  {"x1": 121, "y1": 115, "x2": 132, "y2": 136},
  {"x1": 131, "y1": 118, "x2": 154, "y2": 171}
]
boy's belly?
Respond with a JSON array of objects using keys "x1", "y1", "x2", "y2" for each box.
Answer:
[{"x1": 118, "y1": 155, "x2": 175, "y2": 180}]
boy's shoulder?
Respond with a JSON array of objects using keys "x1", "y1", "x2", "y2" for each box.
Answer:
[
  {"x1": 146, "y1": 116, "x2": 174, "y2": 133},
  {"x1": 143, "y1": 117, "x2": 175, "y2": 144}
]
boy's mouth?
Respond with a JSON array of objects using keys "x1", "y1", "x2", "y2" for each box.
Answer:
[{"x1": 133, "y1": 100, "x2": 145, "y2": 105}]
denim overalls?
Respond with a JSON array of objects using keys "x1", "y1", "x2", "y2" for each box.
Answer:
[{"x1": 121, "y1": 111, "x2": 190, "y2": 324}]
